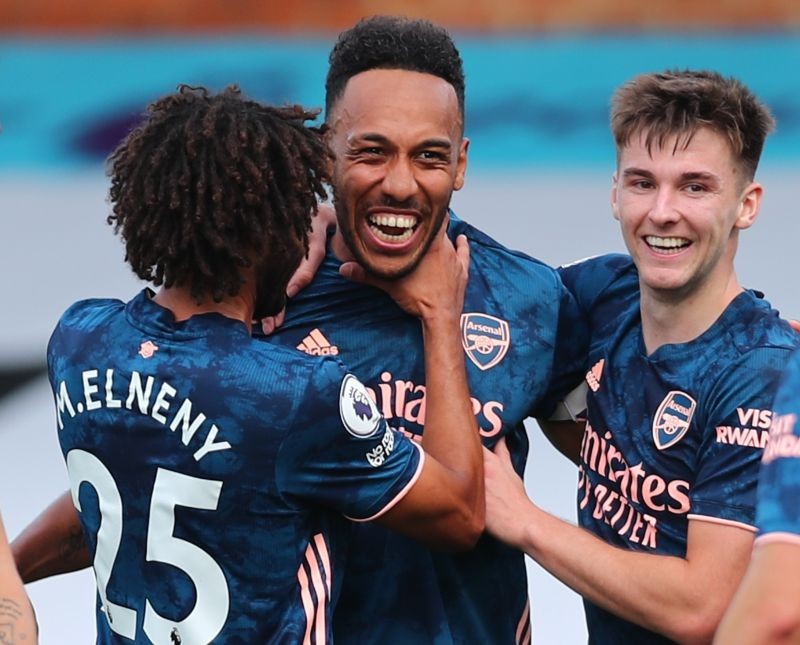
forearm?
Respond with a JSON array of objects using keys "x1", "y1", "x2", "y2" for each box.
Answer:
[
  {"x1": 12, "y1": 492, "x2": 90, "y2": 583},
  {"x1": 715, "y1": 542, "x2": 800, "y2": 644},
  {"x1": 536, "y1": 419, "x2": 584, "y2": 465},
  {"x1": 420, "y1": 313, "x2": 484, "y2": 529},
  {"x1": 515, "y1": 507, "x2": 744, "y2": 643},
  {"x1": 0, "y1": 517, "x2": 38, "y2": 643}
]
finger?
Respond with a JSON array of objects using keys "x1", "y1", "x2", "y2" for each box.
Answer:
[
  {"x1": 455, "y1": 234, "x2": 471, "y2": 274},
  {"x1": 287, "y1": 203, "x2": 335, "y2": 298},
  {"x1": 493, "y1": 436, "x2": 512, "y2": 462},
  {"x1": 790, "y1": 319, "x2": 800, "y2": 334},
  {"x1": 261, "y1": 316, "x2": 277, "y2": 335},
  {"x1": 287, "y1": 269, "x2": 312, "y2": 299},
  {"x1": 339, "y1": 262, "x2": 370, "y2": 285},
  {"x1": 273, "y1": 307, "x2": 286, "y2": 329},
  {"x1": 316, "y1": 202, "x2": 338, "y2": 229}
]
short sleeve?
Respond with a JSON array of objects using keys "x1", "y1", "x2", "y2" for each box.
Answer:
[
  {"x1": 690, "y1": 348, "x2": 795, "y2": 529},
  {"x1": 275, "y1": 359, "x2": 423, "y2": 521},
  {"x1": 530, "y1": 278, "x2": 589, "y2": 419}
]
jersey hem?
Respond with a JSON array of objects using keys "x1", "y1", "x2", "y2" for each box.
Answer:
[{"x1": 686, "y1": 513, "x2": 756, "y2": 532}]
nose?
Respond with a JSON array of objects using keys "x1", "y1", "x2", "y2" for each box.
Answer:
[
  {"x1": 648, "y1": 187, "x2": 680, "y2": 226},
  {"x1": 381, "y1": 156, "x2": 418, "y2": 202}
]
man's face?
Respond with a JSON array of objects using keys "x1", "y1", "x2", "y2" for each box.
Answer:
[
  {"x1": 612, "y1": 127, "x2": 761, "y2": 302},
  {"x1": 326, "y1": 69, "x2": 468, "y2": 279}
]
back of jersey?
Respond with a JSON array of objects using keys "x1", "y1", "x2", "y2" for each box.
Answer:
[{"x1": 48, "y1": 292, "x2": 369, "y2": 644}]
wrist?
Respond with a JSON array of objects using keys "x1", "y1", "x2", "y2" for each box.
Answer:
[{"x1": 418, "y1": 306, "x2": 461, "y2": 328}]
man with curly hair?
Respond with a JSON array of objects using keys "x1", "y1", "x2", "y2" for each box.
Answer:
[{"x1": 42, "y1": 85, "x2": 484, "y2": 643}]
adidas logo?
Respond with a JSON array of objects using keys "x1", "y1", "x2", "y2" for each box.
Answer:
[
  {"x1": 585, "y1": 359, "x2": 604, "y2": 392},
  {"x1": 297, "y1": 329, "x2": 339, "y2": 356}
]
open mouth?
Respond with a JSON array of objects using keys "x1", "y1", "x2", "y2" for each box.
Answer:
[
  {"x1": 368, "y1": 213, "x2": 419, "y2": 243},
  {"x1": 645, "y1": 235, "x2": 691, "y2": 255}
]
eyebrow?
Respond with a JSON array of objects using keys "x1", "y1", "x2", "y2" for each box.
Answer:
[
  {"x1": 621, "y1": 168, "x2": 720, "y2": 183},
  {"x1": 348, "y1": 132, "x2": 453, "y2": 151}
]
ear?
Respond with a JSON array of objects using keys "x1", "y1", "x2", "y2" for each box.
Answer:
[
  {"x1": 453, "y1": 138, "x2": 469, "y2": 192},
  {"x1": 610, "y1": 172, "x2": 620, "y2": 221},
  {"x1": 734, "y1": 181, "x2": 762, "y2": 231}
]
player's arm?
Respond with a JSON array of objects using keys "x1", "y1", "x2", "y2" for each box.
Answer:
[
  {"x1": 11, "y1": 491, "x2": 90, "y2": 583},
  {"x1": 0, "y1": 514, "x2": 39, "y2": 642},
  {"x1": 714, "y1": 540, "x2": 800, "y2": 644},
  {"x1": 342, "y1": 228, "x2": 485, "y2": 550},
  {"x1": 537, "y1": 420, "x2": 584, "y2": 465},
  {"x1": 484, "y1": 438, "x2": 752, "y2": 643}
]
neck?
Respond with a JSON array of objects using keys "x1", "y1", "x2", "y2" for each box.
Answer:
[
  {"x1": 330, "y1": 229, "x2": 355, "y2": 264},
  {"x1": 152, "y1": 283, "x2": 255, "y2": 327},
  {"x1": 640, "y1": 273, "x2": 743, "y2": 354}
]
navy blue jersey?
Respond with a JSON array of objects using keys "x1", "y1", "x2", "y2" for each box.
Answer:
[
  {"x1": 266, "y1": 214, "x2": 589, "y2": 644},
  {"x1": 48, "y1": 290, "x2": 423, "y2": 644},
  {"x1": 559, "y1": 254, "x2": 800, "y2": 645},
  {"x1": 757, "y1": 349, "x2": 800, "y2": 543}
]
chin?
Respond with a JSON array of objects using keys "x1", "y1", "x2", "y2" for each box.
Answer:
[{"x1": 363, "y1": 255, "x2": 421, "y2": 281}]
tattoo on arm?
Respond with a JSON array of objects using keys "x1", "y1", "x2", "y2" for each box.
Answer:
[
  {"x1": 61, "y1": 524, "x2": 86, "y2": 560},
  {"x1": 0, "y1": 597, "x2": 34, "y2": 643}
]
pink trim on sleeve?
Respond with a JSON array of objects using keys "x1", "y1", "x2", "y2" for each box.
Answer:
[
  {"x1": 346, "y1": 442, "x2": 426, "y2": 523},
  {"x1": 687, "y1": 513, "x2": 756, "y2": 533}
]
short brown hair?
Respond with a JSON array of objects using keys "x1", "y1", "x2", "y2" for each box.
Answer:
[{"x1": 611, "y1": 69, "x2": 775, "y2": 179}]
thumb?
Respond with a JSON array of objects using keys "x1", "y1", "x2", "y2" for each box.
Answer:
[
  {"x1": 493, "y1": 436, "x2": 512, "y2": 464},
  {"x1": 339, "y1": 262, "x2": 370, "y2": 285}
]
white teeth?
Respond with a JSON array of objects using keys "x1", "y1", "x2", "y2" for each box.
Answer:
[
  {"x1": 369, "y1": 224, "x2": 415, "y2": 243},
  {"x1": 369, "y1": 214, "x2": 417, "y2": 229},
  {"x1": 368, "y1": 213, "x2": 418, "y2": 243},
  {"x1": 645, "y1": 236, "x2": 690, "y2": 252}
]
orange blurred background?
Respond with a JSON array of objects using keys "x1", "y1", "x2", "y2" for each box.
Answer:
[{"x1": 2, "y1": 0, "x2": 800, "y2": 32}]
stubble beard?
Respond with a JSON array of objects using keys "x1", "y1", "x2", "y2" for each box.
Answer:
[{"x1": 331, "y1": 186, "x2": 448, "y2": 281}]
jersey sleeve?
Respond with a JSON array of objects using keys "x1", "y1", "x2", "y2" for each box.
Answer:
[
  {"x1": 557, "y1": 254, "x2": 635, "y2": 317},
  {"x1": 529, "y1": 277, "x2": 590, "y2": 419},
  {"x1": 690, "y1": 347, "x2": 796, "y2": 529},
  {"x1": 755, "y1": 350, "x2": 800, "y2": 542},
  {"x1": 275, "y1": 359, "x2": 424, "y2": 521}
]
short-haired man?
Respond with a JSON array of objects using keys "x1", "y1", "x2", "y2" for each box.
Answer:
[
  {"x1": 483, "y1": 70, "x2": 800, "y2": 643},
  {"x1": 46, "y1": 85, "x2": 484, "y2": 643},
  {"x1": 714, "y1": 348, "x2": 800, "y2": 643}
]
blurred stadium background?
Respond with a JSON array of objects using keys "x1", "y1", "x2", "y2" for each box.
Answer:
[{"x1": 1, "y1": 1, "x2": 799, "y2": 642}]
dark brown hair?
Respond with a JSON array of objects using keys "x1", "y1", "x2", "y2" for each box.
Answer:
[
  {"x1": 611, "y1": 69, "x2": 775, "y2": 179},
  {"x1": 107, "y1": 85, "x2": 329, "y2": 304}
]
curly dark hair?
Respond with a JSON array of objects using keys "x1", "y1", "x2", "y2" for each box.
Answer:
[
  {"x1": 611, "y1": 69, "x2": 775, "y2": 180},
  {"x1": 325, "y1": 15, "x2": 465, "y2": 125},
  {"x1": 107, "y1": 85, "x2": 329, "y2": 305}
]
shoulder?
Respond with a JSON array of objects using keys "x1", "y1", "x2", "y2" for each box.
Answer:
[
  {"x1": 724, "y1": 293, "x2": 800, "y2": 360},
  {"x1": 58, "y1": 297, "x2": 125, "y2": 327},
  {"x1": 449, "y1": 213, "x2": 561, "y2": 288},
  {"x1": 556, "y1": 253, "x2": 639, "y2": 323},
  {"x1": 558, "y1": 253, "x2": 636, "y2": 294}
]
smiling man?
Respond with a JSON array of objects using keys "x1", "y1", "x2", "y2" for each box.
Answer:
[
  {"x1": 483, "y1": 70, "x2": 800, "y2": 643},
  {"x1": 270, "y1": 16, "x2": 589, "y2": 644},
  {"x1": 326, "y1": 66, "x2": 467, "y2": 280}
]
